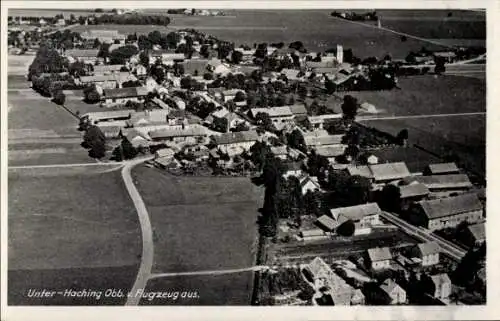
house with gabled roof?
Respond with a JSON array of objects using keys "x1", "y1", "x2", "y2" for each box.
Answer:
[
  {"x1": 411, "y1": 242, "x2": 440, "y2": 266},
  {"x1": 413, "y1": 174, "x2": 473, "y2": 193},
  {"x1": 300, "y1": 257, "x2": 357, "y2": 306},
  {"x1": 330, "y1": 203, "x2": 381, "y2": 234},
  {"x1": 299, "y1": 174, "x2": 322, "y2": 195},
  {"x1": 408, "y1": 193, "x2": 483, "y2": 231},
  {"x1": 366, "y1": 247, "x2": 392, "y2": 270},
  {"x1": 424, "y1": 162, "x2": 460, "y2": 176},
  {"x1": 346, "y1": 162, "x2": 411, "y2": 185},
  {"x1": 462, "y1": 222, "x2": 486, "y2": 247},
  {"x1": 422, "y1": 273, "x2": 452, "y2": 300},
  {"x1": 64, "y1": 49, "x2": 101, "y2": 64},
  {"x1": 380, "y1": 278, "x2": 406, "y2": 304},
  {"x1": 101, "y1": 86, "x2": 148, "y2": 106},
  {"x1": 249, "y1": 106, "x2": 295, "y2": 125},
  {"x1": 213, "y1": 130, "x2": 259, "y2": 155}
]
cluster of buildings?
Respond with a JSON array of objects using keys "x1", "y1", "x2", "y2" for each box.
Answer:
[{"x1": 21, "y1": 16, "x2": 486, "y2": 306}]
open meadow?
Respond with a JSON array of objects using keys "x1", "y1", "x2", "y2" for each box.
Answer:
[
  {"x1": 361, "y1": 114, "x2": 486, "y2": 177},
  {"x1": 345, "y1": 75, "x2": 486, "y2": 117},
  {"x1": 131, "y1": 165, "x2": 264, "y2": 304},
  {"x1": 375, "y1": 9, "x2": 485, "y2": 44},
  {"x1": 8, "y1": 166, "x2": 142, "y2": 305},
  {"x1": 72, "y1": 10, "x2": 453, "y2": 59}
]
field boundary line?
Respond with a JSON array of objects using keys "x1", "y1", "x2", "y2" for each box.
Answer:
[
  {"x1": 331, "y1": 16, "x2": 455, "y2": 48},
  {"x1": 149, "y1": 265, "x2": 268, "y2": 279},
  {"x1": 8, "y1": 162, "x2": 122, "y2": 169}
]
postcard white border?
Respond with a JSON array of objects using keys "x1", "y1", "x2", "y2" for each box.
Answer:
[{"x1": 1, "y1": 1, "x2": 498, "y2": 320}]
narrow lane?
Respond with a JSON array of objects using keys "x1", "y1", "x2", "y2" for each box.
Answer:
[{"x1": 122, "y1": 156, "x2": 155, "y2": 306}]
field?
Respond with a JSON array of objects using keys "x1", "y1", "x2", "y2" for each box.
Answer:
[
  {"x1": 132, "y1": 165, "x2": 264, "y2": 304},
  {"x1": 368, "y1": 146, "x2": 442, "y2": 173},
  {"x1": 71, "y1": 10, "x2": 454, "y2": 59},
  {"x1": 375, "y1": 9, "x2": 485, "y2": 41},
  {"x1": 8, "y1": 166, "x2": 142, "y2": 305},
  {"x1": 344, "y1": 75, "x2": 486, "y2": 117},
  {"x1": 9, "y1": 8, "x2": 105, "y2": 18},
  {"x1": 8, "y1": 75, "x2": 93, "y2": 166},
  {"x1": 361, "y1": 114, "x2": 486, "y2": 176}
]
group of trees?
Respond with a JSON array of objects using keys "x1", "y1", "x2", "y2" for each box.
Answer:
[
  {"x1": 331, "y1": 11, "x2": 378, "y2": 21},
  {"x1": 186, "y1": 96, "x2": 217, "y2": 119},
  {"x1": 28, "y1": 45, "x2": 69, "y2": 80},
  {"x1": 87, "y1": 14, "x2": 171, "y2": 26},
  {"x1": 111, "y1": 137, "x2": 139, "y2": 161},
  {"x1": 82, "y1": 125, "x2": 106, "y2": 159},
  {"x1": 109, "y1": 45, "x2": 139, "y2": 64},
  {"x1": 180, "y1": 76, "x2": 206, "y2": 91}
]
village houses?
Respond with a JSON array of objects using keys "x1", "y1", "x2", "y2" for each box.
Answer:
[
  {"x1": 366, "y1": 247, "x2": 392, "y2": 270},
  {"x1": 408, "y1": 193, "x2": 484, "y2": 231}
]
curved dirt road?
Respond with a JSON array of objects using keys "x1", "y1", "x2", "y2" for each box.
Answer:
[{"x1": 121, "y1": 156, "x2": 155, "y2": 306}]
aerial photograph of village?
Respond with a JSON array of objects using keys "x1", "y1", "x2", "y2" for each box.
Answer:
[{"x1": 6, "y1": 7, "x2": 486, "y2": 307}]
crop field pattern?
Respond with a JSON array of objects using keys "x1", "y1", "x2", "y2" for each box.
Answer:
[{"x1": 131, "y1": 166, "x2": 264, "y2": 304}]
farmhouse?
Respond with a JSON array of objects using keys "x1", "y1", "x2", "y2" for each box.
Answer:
[
  {"x1": 300, "y1": 257, "x2": 358, "y2": 306},
  {"x1": 424, "y1": 163, "x2": 460, "y2": 176},
  {"x1": 399, "y1": 183, "x2": 430, "y2": 199},
  {"x1": 346, "y1": 162, "x2": 411, "y2": 184},
  {"x1": 282, "y1": 161, "x2": 304, "y2": 179},
  {"x1": 380, "y1": 279, "x2": 406, "y2": 305},
  {"x1": 78, "y1": 72, "x2": 137, "y2": 89},
  {"x1": 250, "y1": 106, "x2": 295, "y2": 124},
  {"x1": 413, "y1": 174, "x2": 473, "y2": 193},
  {"x1": 213, "y1": 130, "x2": 259, "y2": 155},
  {"x1": 270, "y1": 145, "x2": 288, "y2": 160},
  {"x1": 64, "y1": 49, "x2": 100, "y2": 64},
  {"x1": 81, "y1": 109, "x2": 134, "y2": 125},
  {"x1": 411, "y1": 242, "x2": 440, "y2": 266},
  {"x1": 299, "y1": 174, "x2": 322, "y2": 195},
  {"x1": 408, "y1": 193, "x2": 484, "y2": 231},
  {"x1": 316, "y1": 146, "x2": 347, "y2": 161},
  {"x1": 304, "y1": 133, "x2": 344, "y2": 148},
  {"x1": 366, "y1": 247, "x2": 392, "y2": 270},
  {"x1": 329, "y1": 202, "x2": 381, "y2": 234},
  {"x1": 433, "y1": 51, "x2": 457, "y2": 63},
  {"x1": 399, "y1": 183, "x2": 430, "y2": 211},
  {"x1": 463, "y1": 222, "x2": 486, "y2": 247},
  {"x1": 92, "y1": 64, "x2": 125, "y2": 75},
  {"x1": 149, "y1": 124, "x2": 208, "y2": 143},
  {"x1": 80, "y1": 29, "x2": 126, "y2": 44},
  {"x1": 101, "y1": 86, "x2": 148, "y2": 106},
  {"x1": 315, "y1": 215, "x2": 337, "y2": 232},
  {"x1": 423, "y1": 273, "x2": 452, "y2": 300},
  {"x1": 306, "y1": 114, "x2": 343, "y2": 129},
  {"x1": 221, "y1": 89, "x2": 242, "y2": 102}
]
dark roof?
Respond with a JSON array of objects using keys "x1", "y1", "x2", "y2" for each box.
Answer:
[
  {"x1": 369, "y1": 146, "x2": 441, "y2": 173},
  {"x1": 415, "y1": 174, "x2": 472, "y2": 190},
  {"x1": 330, "y1": 203, "x2": 381, "y2": 222},
  {"x1": 214, "y1": 130, "x2": 259, "y2": 145},
  {"x1": 103, "y1": 87, "x2": 148, "y2": 99},
  {"x1": 466, "y1": 222, "x2": 485, "y2": 241},
  {"x1": 399, "y1": 183, "x2": 430, "y2": 199},
  {"x1": 65, "y1": 49, "x2": 99, "y2": 58},
  {"x1": 426, "y1": 163, "x2": 459, "y2": 174},
  {"x1": 380, "y1": 278, "x2": 403, "y2": 295},
  {"x1": 417, "y1": 242, "x2": 440, "y2": 256},
  {"x1": 369, "y1": 162, "x2": 411, "y2": 181},
  {"x1": 316, "y1": 215, "x2": 337, "y2": 231},
  {"x1": 289, "y1": 104, "x2": 307, "y2": 116},
  {"x1": 417, "y1": 193, "x2": 483, "y2": 220},
  {"x1": 283, "y1": 161, "x2": 303, "y2": 172},
  {"x1": 368, "y1": 247, "x2": 392, "y2": 262}
]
